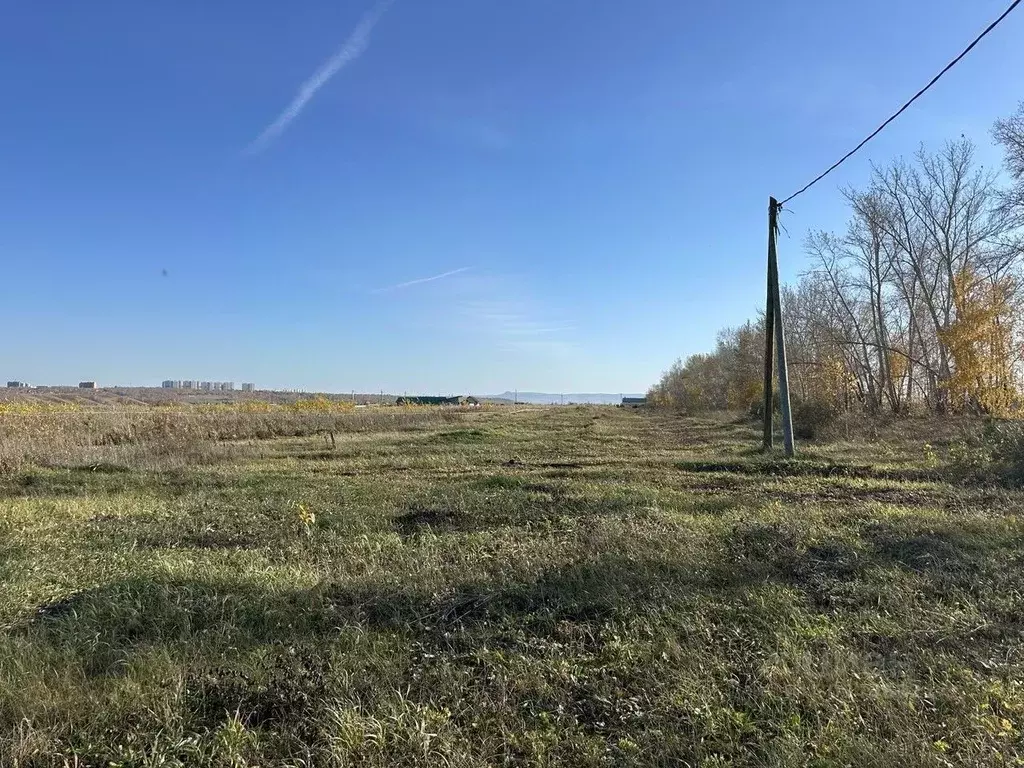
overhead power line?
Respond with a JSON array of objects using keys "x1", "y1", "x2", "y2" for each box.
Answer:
[{"x1": 780, "y1": 0, "x2": 1022, "y2": 206}]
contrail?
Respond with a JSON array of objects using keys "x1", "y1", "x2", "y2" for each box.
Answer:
[
  {"x1": 373, "y1": 267, "x2": 470, "y2": 293},
  {"x1": 245, "y1": 0, "x2": 394, "y2": 153}
]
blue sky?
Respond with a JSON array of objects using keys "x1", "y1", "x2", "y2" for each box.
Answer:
[{"x1": 2, "y1": 1, "x2": 1022, "y2": 394}]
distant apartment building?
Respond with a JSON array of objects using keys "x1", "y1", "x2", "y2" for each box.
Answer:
[
  {"x1": 78, "y1": 381, "x2": 98, "y2": 389},
  {"x1": 167, "y1": 379, "x2": 243, "y2": 391},
  {"x1": 6, "y1": 381, "x2": 30, "y2": 388},
  {"x1": 241, "y1": 383, "x2": 255, "y2": 392}
]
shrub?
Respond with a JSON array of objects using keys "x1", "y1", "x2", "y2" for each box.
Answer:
[
  {"x1": 747, "y1": 392, "x2": 780, "y2": 421},
  {"x1": 981, "y1": 419, "x2": 1024, "y2": 485},
  {"x1": 943, "y1": 419, "x2": 1024, "y2": 485},
  {"x1": 791, "y1": 399, "x2": 836, "y2": 440}
]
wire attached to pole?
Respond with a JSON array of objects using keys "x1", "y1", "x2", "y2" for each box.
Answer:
[{"x1": 780, "y1": 0, "x2": 1022, "y2": 206}]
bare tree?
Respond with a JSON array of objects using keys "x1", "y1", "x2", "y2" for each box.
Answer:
[
  {"x1": 652, "y1": 115, "x2": 1024, "y2": 417},
  {"x1": 994, "y1": 101, "x2": 1024, "y2": 226}
]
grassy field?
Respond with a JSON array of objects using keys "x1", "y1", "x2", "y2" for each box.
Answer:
[{"x1": 2, "y1": 406, "x2": 1023, "y2": 766}]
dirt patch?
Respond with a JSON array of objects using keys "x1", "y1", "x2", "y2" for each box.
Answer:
[
  {"x1": 136, "y1": 529, "x2": 263, "y2": 550},
  {"x1": 33, "y1": 591, "x2": 90, "y2": 621},
  {"x1": 675, "y1": 460, "x2": 934, "y2": 482},
  {"x1": 394, "y1": 505, "x2": 465, "y2": 536},
  {"x1": 772, "y1": 485, "x2": 936, "y2": 506},
  {"x1": 186, "y1": 647, "x2": 333, "y2": 732},
  {"x1": 770, "y1": 485, "x2": 1010, "y2": 511},
  {"x1": 677, "y1": 477, "x2": 748, "y2": 493},
  {"x1": 72, "y1": 462, "x2": 134, "y2": 474}
]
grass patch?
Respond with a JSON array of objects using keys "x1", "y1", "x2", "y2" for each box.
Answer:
[
  {"x1": 2, "y1": 407, "x2": 1023, "y2": 765},
  {"x1": 429, "y1": 428, "x2": 490, "y2": 444}
]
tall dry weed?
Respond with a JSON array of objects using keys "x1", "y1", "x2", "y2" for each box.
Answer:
[{"x1": 0, "y1": 403, "x2": 468, "y2": 473}]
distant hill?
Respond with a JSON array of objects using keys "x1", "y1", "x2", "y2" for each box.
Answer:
[{"x1": 491, "y1": 392, "x2": 643, "y2": 405}]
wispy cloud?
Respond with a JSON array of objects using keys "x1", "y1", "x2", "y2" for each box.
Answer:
[
  {"x1": 375, "y1": 267, "x2": 577, "y2": 356},
  {"x1": 373, "y1": 267, "x2": 471, "y2": 293},
  {"x1": 462, "y1": 300, "x2": 570, "y2": 336},
  {"x1": 460, "y1": 297, "x2": 577, "y2": 355},
  {"x1": 245, "y1": 0, "x2": 394, "y2": 153}
]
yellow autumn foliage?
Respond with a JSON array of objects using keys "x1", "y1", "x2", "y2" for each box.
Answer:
[{"x1": 940, "y1": 269, "x2": 1020, "y2": 416}]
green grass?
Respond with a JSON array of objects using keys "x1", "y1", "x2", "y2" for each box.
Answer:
[{"x1": 2, "y1": 407, "x2": 1024, "y2": 766}]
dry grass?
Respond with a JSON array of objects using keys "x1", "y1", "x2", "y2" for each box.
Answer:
[{"x1": 0, "y1": 403, "x2": 468, "y2": 474}]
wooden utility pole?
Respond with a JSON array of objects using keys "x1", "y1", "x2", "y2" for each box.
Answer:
[
  {"x1": 762, "y1": 199, "x2": 776, "y2": 451},
  {"x1": 765, "y1": 197, "x2": 795, "y2": 456}
]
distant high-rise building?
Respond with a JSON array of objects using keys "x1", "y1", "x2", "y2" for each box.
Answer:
[
  {"x1": 168, "y1": 379, "x2": 241, "y2": 391},
  {"x1": 6, "y1": 381, "x2": 29, "y2": 388},
  {"x1": 241, "y1": 382, "x2": 255, "y2": 392},
  {"x1": 78, "y1": 381, "x2": 97, "y2": 389}
]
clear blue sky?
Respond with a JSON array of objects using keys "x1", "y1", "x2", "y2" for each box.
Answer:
[{"x1": 2, "y1": 1, "x2": 1021, "y2": 394}]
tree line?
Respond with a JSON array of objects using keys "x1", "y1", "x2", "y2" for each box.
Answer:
[{"x1": 649, "y1": 103, "x2": 1024, "y2": 418}]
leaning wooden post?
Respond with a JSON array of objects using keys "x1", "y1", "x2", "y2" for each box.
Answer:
[
  {"x1": 769, "y1": 197, "x2": 795, "y2": 457},
  {"x1": 762, "y1": 200, "x2": 776, "y2": 451}
]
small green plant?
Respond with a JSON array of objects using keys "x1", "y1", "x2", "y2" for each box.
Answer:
[
  {"x1": 949, "y1": 436, "x2": 992, "y2": 474},
  {"x1": 922, "y1": 442, "x2": 939, "y2": 467}
]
